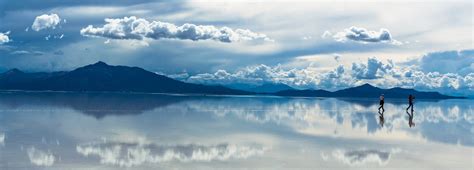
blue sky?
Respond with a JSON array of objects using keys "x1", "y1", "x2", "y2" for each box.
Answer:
[{"x1": 0, "y1": 0, "x2": 472, "y2": 96}]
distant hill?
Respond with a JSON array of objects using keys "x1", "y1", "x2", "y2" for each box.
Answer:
[
  {"x1": 275, "y1": 83, "x2": 461, "y2": 99},
  {"x1": 249, "y1": 83, "x2": 295, "y2": 93},
  {"x1": 0, "y1": 61, "x2": 250, "y2": 95},
  {"x1": 226, "y1": 83, "x2": 295, "y2": 93}
]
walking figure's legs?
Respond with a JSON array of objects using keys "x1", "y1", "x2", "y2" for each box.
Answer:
[{"x1": 406, "y1": 104, "x2": 413, "y2": 112}]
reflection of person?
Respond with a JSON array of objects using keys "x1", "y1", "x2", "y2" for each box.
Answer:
[
  {"x1": 379, "y1": 114, "x2": 385, "y2": 127},
  {"x1": 406, "y1": 94, "x2": 415, "y2": 112},
  {"x1": 378, "y1": 94, "x2": 385, "y2": 127},
  {"x1": 407, "y1": 109, "x2": 415, "y2": 127},
  {"x1": 378, "y1": 94, "x2": 385, "y2": 114}
]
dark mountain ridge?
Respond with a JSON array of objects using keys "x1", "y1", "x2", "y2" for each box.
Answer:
[
  {"x1": 0, "y1": 61, "x2": 250, "y2": 95},
  {"x1": 276, "y1": 83, "x2": 461, "y2": 99}
]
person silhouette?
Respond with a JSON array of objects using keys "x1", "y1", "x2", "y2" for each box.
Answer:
[
  {"x1": 406, "y1": 94, "x2": 415, "y2": 112},
  {"x1": 406, "y1": 94, "x2": 415, "y2": 127},
  {"x1": 378, "y1": 94, "x2": 385, "y2": 114}
]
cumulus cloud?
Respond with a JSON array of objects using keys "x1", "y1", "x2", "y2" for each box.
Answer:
[
  {"x1": 178, "y1": 53, "x2": 474, "y2": 97},
  {"x1": 0, "y1": 31, "x2": 11, "y2": 44},
  {"x1": 332, "y1": 149, "x2": 397, "y2": 166},
  {"x1": 351, "y1": 57, "x2": 393, "y2": 79},
  {"x1": 417, "y1": 49, "x2": 474, "y2": 76},
  {"x1": 331, "y1": 26, "x2": 401, "y2": 45},
  {"x1": 32, "y1": 13, "x2": 61, "y2": 31},
  {"x1": 76, "y1": 141, "x2": 266, "y2": 167},
  {"x1": 27, "y1": 147, "x2": 55, "y2": 166},
  {"x1": 183, "y1": 60, "x2": 354, "y2": 90},
  {"x1": 80, "y1": 16, "x2": 272, "y2": 43}
]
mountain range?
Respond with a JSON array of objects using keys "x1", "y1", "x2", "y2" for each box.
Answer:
[
  {"x1": 0, "y1": 62, "x2": 462, "y2": 99},
  {"x1": 275, "y1": 83, "x2": 459, "y2": 99},
  {"x1": 225, "y1": 83, "x2": 295, "y2": 93},
  {"x1": 0, "y1": 62, "x2": 250, "y2": 95}
]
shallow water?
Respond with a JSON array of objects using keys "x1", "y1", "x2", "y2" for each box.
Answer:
[{"x1": 0, "y1": 92, "x2": 472, "y2": 170}]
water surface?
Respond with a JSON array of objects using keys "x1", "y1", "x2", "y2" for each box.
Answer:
[{"x1": 0, "y1": 92, "x2": 472, "y2": 169}]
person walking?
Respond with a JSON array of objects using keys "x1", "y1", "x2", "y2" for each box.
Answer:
[
  {"x1": 406, "y1": 94, "x2": 415, "y2": 112},
  {"x1": 406, "y1": 94, "x2": 415, "y2": 127},
  {"x1": 378, "y1": 94, "x2": 385, "y2": 114}
]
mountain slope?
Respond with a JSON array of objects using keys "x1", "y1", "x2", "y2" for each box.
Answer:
[
  {"x1": 248, "y1": 83, "x2": 295, "y2": 93},
  {"x1": 225, "y1": 83, "x2": 295, "y2": 93},
  {"x1": 0, "y1": 62, "x2": 250, "y2": 95}
]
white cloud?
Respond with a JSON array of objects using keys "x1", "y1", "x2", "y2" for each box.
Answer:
[
  {"x1": 351, "y1": 57, "x2": 393, "y2": 79},
  {"x1": 321, "y1": 30, "x2": 332, "y2": 38},
  {"x1": 332, "y1": 149, "x2": 397, "y2": 166},
  {"x1": 417, "y1": 49, "x2": 474, "y2": 76},
  {"x1": 0, "y1": 31, "x2": 11, "y2": 44},
  {"x1": 76, "y1": 141, "x2": 266, "y2": 167},
  {"x1": 10, "y1": 50, "x2": 44, "y2": 56},
  {"x1": 331, "y1": 26, "x2": 401, "y2": 45},
  {"x1": 180, "y1": 52, "x2": 474, "y2": 96},
  {"x1": 80, "y1": 16, "x2": 272, "y2": 43},
  {"x1": 32, "y1": 13, "x2": 61, "y2": 31},
  {"x1": 27, "y1": 147, "x2": 55, "y2": 166}
]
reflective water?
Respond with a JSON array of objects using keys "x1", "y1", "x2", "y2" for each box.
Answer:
[{"x1": 0, "y1": 92, "x2": 472, "y2": 170}]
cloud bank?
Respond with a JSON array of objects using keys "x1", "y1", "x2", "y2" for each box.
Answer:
[
  {"x1": 331, "y1": 26, "x2": 401, "y2": 45},
  {"x1": 178, "y1": 50, "x2": 474, "y2": 97},
  {"x1": 76, "y1": 141, "x2": 266, "y2": 167},
  {"x1": 80, "y1": 16, "x2": 271, "y2": 43},
  {"x1": 27, "y1": 147, "x2": 55, "y2": 166},
  {"x1": 0, "y1": 32, "x2": 10, "y2": 44},
  {"x1": 418, "y1": 49, "x2": 474, "y2": 76},
  {"x1": 32, "y1": 13, "x2": 61, "y2": 31}
]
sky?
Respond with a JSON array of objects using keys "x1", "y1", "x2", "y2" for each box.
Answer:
[{"x1": 0, "y1": 0, "x2": 472, "y2": 96}]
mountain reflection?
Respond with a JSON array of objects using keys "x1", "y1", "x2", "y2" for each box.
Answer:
[
  {"x1": 0, "y1": 92, "x2": 193, "y2": 119},
  {"x1": 0, "y1": 92, "x2": 472, "y2": 147}
]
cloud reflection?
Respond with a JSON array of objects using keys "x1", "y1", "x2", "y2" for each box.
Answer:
[
  {"x1": 76, "y1": 141, "x2": 266, "y2": 167},
  {"x1": 0, "y1": 92, "x2": 472, "y2": 147},
  {"x1": 27, "y1": 147, "x2": 55, "y2": 166},
  {"x1": 184, "y1": 98, "x2": 474, "y2": 146},
  {"x1": 331, "y1": 149, "x2": 398, "y2": 166}
]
